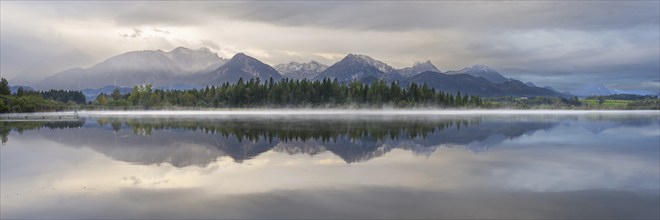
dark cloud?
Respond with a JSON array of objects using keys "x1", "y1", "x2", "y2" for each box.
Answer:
[
  {"x1": 209, "y1": 1, "x2": 659, "y2": 32},
  {"x1": 1, "y1": 1, "x2": 658, "y2": 92},
  {"x1": 500, "y1": 58, "x2": 660, "y2": 92},
  {"x1": 610, "y1": 81, "x2": 660, "y2": 92},
  {"x1": 25, "y1": 2, "x2": 657, "y2": 32}
]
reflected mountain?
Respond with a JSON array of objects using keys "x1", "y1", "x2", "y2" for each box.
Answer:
[
  {"x1": 3, "y1": 114, "x2": 656, "y2": 167},
  {"x1": 578, "y1": 115, "x2": 658, "y2": 135}
]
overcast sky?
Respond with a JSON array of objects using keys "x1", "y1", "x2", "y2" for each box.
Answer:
[{"x1": 1, "y1": 1, "x2": 658, "y2": 92}]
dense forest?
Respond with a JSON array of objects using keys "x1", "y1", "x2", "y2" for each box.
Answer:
[
  {"x1": 92, "y1": 78, "x2": 482, "y2": 109},
  {"x1": 0, "y1": 78, "x2": 85, "y2": 113},
  {"x1": 1, "y1": 77, "x2": 658, "y2": 113}
]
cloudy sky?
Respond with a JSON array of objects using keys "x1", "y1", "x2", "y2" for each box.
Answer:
[{"x1": 1, "y1": 1, "x2": 659, "y2": 92}]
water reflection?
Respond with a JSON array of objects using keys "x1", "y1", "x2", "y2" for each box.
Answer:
[
  {"x1": 0, "y1": 120, "x2": 85, "y2": 144},
  {"x1": 1, "y1": 113, "x2": 658, "y2": 219},
  {"x1": 2, "y1": 116, "x2": 563, "y2": 166},
  {"x1": 2, "y1": 114, "x2": 658, "y2": 167}
]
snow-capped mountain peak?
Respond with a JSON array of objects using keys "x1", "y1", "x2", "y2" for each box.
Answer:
[
  {"x1": 274, "y1": 61, "x2": 328, "y2": 80},
  {"x1": 458, "y1": 64, "x2": 498, "y2": 74},
  {"x1": 314, "y1": 53, "x2": 404, "y2": 83},
  {"x1": 344, "y1": 53, "x2": 397, "y2": 75},
  {"x1": 170, "y1": 46, "x2": 212, "y2": 54},
  {"x1": 399, "y1": 60, "x2": 441, "y2": 77},
  {"x1": 165, "y1": 47, "x2": 226, "y2": 73},
  {"x1": 447, "y1": 64, "x2": 509, "y2": 84}
]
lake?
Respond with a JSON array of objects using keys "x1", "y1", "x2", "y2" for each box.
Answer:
[{"x1": 1, "y1": 110, "x2": 659, "y2": 219}]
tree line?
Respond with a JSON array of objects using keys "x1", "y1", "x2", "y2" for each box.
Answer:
[
  {"x1": 1, "y1": 78, "x2": 86, "y2": 113},
  {"x1": 94, "y1": 77, "x2": 483, "y2": 108},
  {"x1": 485, "y1": 96, "x2": 583, "y2": 109},
  {"x1": 586, "y1": 94, "x2": 658, "y2": 101}
]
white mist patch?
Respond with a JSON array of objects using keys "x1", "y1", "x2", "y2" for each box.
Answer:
[{"x1": 78, "y1": 109, "x2": 660, "y2": 117}]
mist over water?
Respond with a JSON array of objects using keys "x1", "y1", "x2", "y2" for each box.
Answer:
[
  {"x1": 79, "y1": 109, "x2": 660, "y2": 116},
  {"x1": 1, "y1": 112, "x2": 659, "y2": 219}
]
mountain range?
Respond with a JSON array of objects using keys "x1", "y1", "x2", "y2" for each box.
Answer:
[{"x1": 25, "y1": 46, "x2": 571, "y2": 97}]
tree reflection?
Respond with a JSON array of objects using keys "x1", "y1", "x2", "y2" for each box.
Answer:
[
  {"x1": 8, "y1": 114, "x2": 653, "y2": 167},
  {"x1": 1, "y1": 120, "x2": 86, "y2": 144},
  {"x1": 113, "y1": 117, "x2": 481, "y2": 143}
]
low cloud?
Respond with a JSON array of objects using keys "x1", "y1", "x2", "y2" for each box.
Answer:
[
  {"x1": 152, "y1": 28, "x2": 170, "y2": 34},
  {"x1": 119, "y1": 29, "x2": 143, "y2": 38}
]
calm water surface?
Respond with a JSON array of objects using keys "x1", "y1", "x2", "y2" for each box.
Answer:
[{"x1": 1, "y1": 111, "x2": 659, "y2": 219}]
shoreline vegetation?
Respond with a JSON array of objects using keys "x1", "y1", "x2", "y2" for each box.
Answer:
[
  {"x1": 1, "y1": 77, "x2": 658, "y2": 113},
  {"x1": 3, "y1": 109, "x2": 658, "y2": 122}
]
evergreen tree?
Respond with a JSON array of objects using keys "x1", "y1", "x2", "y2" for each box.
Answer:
[
  {"x1": 0, "y1": 78, "x2": 10, "y2": 96},
  {"x1": 128, "y1": 86, "x2": 141, "y2": 105},
  {"x1": 111, "y1": 88, "x2": 122, "y2": 100},
  {"x1": 16, "y1": 87, "x2": 25, "y2": 97},
  {"x1": 83, "y1": 78, "x2": 486, "y2": 109}
]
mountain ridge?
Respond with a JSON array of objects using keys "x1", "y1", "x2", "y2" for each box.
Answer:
[
  {"x1": 398, "y1": 60, "x2": 441, "y2": 77},
  {"x1": 38, "y1": 47, "x2": 226, "y2": 89},
  {"x1": 407, "y1": 71, "x2": 566, "y2": 97},
  {"x1": 193, "y1": 53, "x2": 282, "y2": 85},
  {"x1": 572, "y1": 83, "x2": 614, "y2": 97},
  {"x1": 274, "y1": 61, "x2": 328, "y2": 80},
  {"x1": 446, "y1": 65, "x2": 510, "y2": 84},
  {"x1": 314, "y1": 54, "x2": 403, "y2": 83}
]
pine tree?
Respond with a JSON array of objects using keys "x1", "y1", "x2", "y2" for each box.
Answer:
[
  {"x1": 111, "y1": 88, "x2": 122, "y2": 100},
  {"x1": 0, "y1": 78, "x2": 10, "y2": 96}
]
